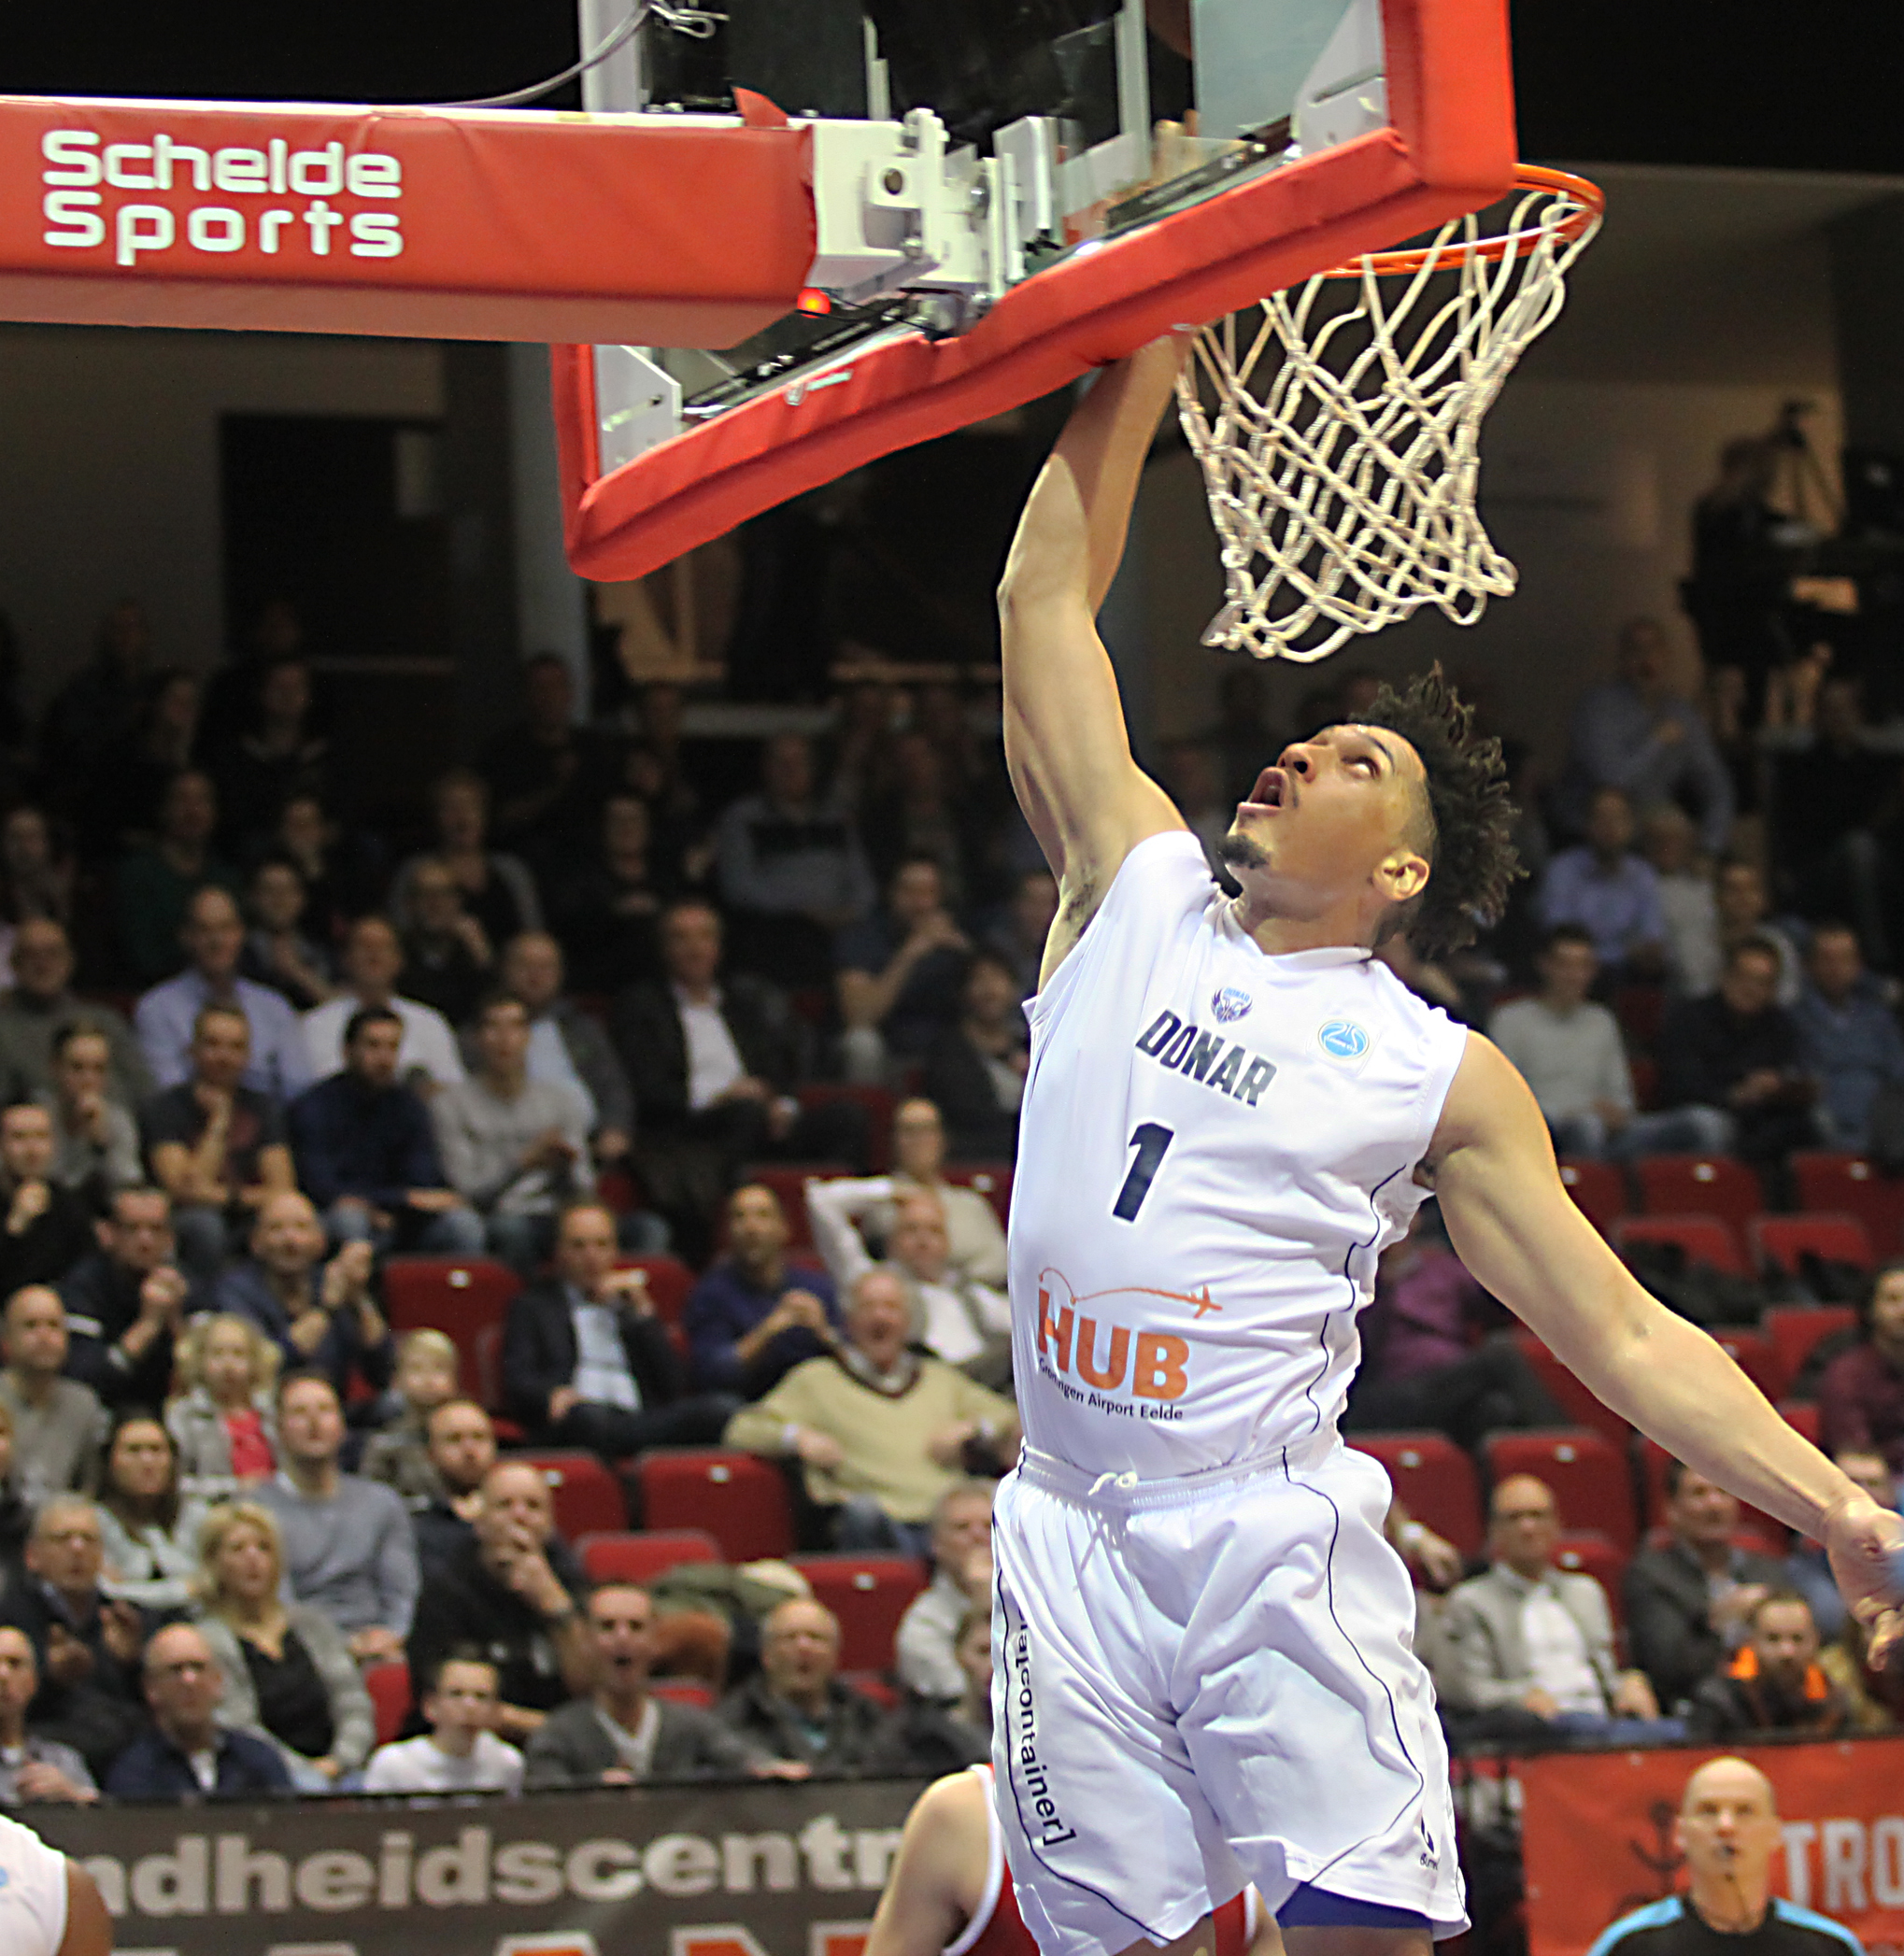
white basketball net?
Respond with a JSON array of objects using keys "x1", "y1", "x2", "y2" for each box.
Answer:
[{"x1": 1175, "y1": 170, "x2": 1602, "y2": 662}]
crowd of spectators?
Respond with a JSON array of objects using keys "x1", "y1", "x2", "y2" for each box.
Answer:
[{"x1": 0, "y1": 588, "x2": 1899, "y2": 1956}]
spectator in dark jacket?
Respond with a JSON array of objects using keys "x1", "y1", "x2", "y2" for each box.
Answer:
[
  {"x1": 2, "y1": 1495, "x2": 149, "y2": 1780},
  {"x1": 922, "y1": 951, "x2": 1027, "y2": 1161},
  {"x1": 0, "y1": 1103, "x2": 92, "y2": 1297},
  {"x1": 1655, "y1": 937, "x2": 1819, "y2": 1168},
  {"x1": 501, "y1": 1199, "x2": 736, "y2": 1456},
  {"x1": 614, "y1": 900, "x2": 861, "y2": 1261},
  {"x1": 409, "y1": 1398, "x2": 497, "y2": 1580},
  {"x1": 864, "y1": 1602, "x2": 991, "y2": 1778},
  {"x1": 1687, "y1": 1590, "x2": 1848, "y2": 1740},
  {"x1": 405, "y1": 1459, "x2": 590, "y2": 1745},
  {"x1": 717, "y1": 1596, "x2": 884, "y2": 1776},
  {"x1": 287, "y1": 1006, "x2": 483, "y2": 1254},
  {"x1": 104, "y1": 1621, "x2": 292, "y2": 1800},
  {"x1": 684, "y1": 1184, "x2": 840, "y2": 1398},
  {"x1": 58, "y1": 1186, "x2": 192, "y2": 1414},
  {"x1": 214, "y1": 1192, "x2": 393, "y2": 1404},
  {"x1": 1624, "y1": 1460, "x2": 1786, "y2": 1714},
  {"x1": 524, "y1": 1582, "x2": 787, "y2": 1788},
  {"x1": 1819, "y1": 1257, "x2": 1904, "y2": 1476}
]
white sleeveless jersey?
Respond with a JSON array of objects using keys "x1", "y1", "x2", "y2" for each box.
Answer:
[
  {"x1": 1010, "y1": 830, "x2": 1470, "y2": 1478},
  {"x1": 0, "y1": 1812, "x2": 70, "y2": 1956}
]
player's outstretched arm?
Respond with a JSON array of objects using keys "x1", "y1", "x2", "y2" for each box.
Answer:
[
  {"x1": 864, "y1": 1771, "x2": 990, "y2": 1956},
  {"x1": 1000, "y1": 339, "x2": 1187, "y2": 977},
  {"x1": 1427, "y1": 1031, "x2": 1904, "y2": 1658}
]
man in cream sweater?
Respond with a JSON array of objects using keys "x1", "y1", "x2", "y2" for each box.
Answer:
[{"x1": 724, "y1": 1269, "x2": 1018, "y2": 1556}]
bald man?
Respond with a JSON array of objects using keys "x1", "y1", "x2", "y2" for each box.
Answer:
[
  {"x1": 405, "y1": 1459, "x2": 591, "y2": 1742},
  {"x1": 1438, "y1": 1474, "x2": 1670, "y2": 1736},
  {"x1": 1586, "y1": 1757, "x2": 1864, "y2": 1956}
]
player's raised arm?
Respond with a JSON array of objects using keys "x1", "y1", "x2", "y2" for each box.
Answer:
[
  {"x1": 1000, "y1": 339, "x2": 1187, "y2": 971},
  {"x1": 1427, "y1": 1030, "x2": 1904, "y2": 1657}
]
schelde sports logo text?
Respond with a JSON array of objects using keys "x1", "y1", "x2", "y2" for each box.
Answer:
[{"x1": 37, "y1": 129, "x2": 406, "y2": 266}]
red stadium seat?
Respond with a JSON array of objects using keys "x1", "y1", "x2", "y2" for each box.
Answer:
[
  {"x1": 1780, "y1": 1399, "x2": 1822, "y2": 1446},
  {"x1": 843, "y1": 1670, "x2": 902, "y2": 1710},
  {"x1": 1750, "y1": 1212, "x2": 1874, "y2": 1277},
  {"x1": 1552, "y1": 1530, "x2": 1627, "y2": 1626},
  {"x1": 1792, "y1": 1153, "x2": 1904, "y2": 1256},
  {"x1": 650, "y1": 1680, "x2": 715, "y2": 1709},
  {"x1": 1613, "y1": 1213, "x2": 1747, "y2": 1278},
  {"x1": 578, "y1": 1528, "x2": 722, "y2": 1585},
  {"x1": 1635, "y1": 1155, "x2": 1761, "y2": 1234},
  {"x1": 791, "y1": 1554, "x2": 930, "y2": 1674},
  {"x1": 636, "y1": 1449, "x2": 796, "y2": 1562},
  {"x1": 473, "y1": 1324, "x2": 522, "y2": 1438},
  {"x1": 1349, "y1": 1431, "x2": 1484, "y2": 1558},
  {"x1": 363, "y1": 1663, "x2": 409, "y2": 1746},
  {"x1": 513, "y1": 1450, "x2": 629, "y2": 1538},
  {"x1": 1557, "y1": 1159, "x2": 1627, "y2": 1235},
  {"x1": 1484, "y1": 1428, "x2": 1637, "y2": 1552},
  {"x1": 1629, "y1": 1057, "x2": 1660, "y2": 1112},
  {"x1": 1512, "y1": 1331, "x2": 1627, "y2": 1449},
  {"x1": 944, "y1": 1163, "x2": 1015, "y2": 1228},
  {"x1": 1711, "y1": 1327, "x2": 1784, "y2": 1401},
  {"x1": 381, "y1": 1255, "x2": 521, "y2": 1400},
  {"x1": 732, "y1": 1165, "x2": 851, "y2": 1254},
  {"x1": 1635, "y1": 1435, "x2": 1784, "y2": 1542},
  {"x1": 1765, "y1": 1306, "x2": 1858, "y2": 1397},
  {"x1": 798, "y1": 1084, "x2": 896, "y2": 1170},
  {"x1": 615, "y1": 1254, "x2": 696, "y2": 1327}
]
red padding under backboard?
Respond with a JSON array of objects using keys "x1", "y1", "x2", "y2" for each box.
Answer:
[{"x1": 554, "y1": 0, "x2": 1516, "y2": 585}]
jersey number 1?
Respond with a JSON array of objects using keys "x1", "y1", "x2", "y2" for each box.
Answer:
[{"x1": 1113, "y1": 1123, "x2": 1174, "y2": 1221}]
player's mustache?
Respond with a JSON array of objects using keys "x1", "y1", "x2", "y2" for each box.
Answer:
[{"x1": 1216, "y1": 829, "x2": 1270, "y2": 871}]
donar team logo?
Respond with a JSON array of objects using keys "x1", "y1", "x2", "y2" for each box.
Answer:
[
  {"x1": 1317, "y1": 1018, "x2": 1370, "y2": 1060},
  {"x1": 1211, "y1": 985, "x2": 1252, "y2": 1025}
]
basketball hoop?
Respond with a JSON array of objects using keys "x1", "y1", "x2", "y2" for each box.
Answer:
[{"x1": 1175, "y1": 163, "x2": 1604, "y2": 662}]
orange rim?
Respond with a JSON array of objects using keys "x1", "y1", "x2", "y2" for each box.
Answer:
[{"x1": 1318, "y1": 163, "x2": 1603, "y2": 279}]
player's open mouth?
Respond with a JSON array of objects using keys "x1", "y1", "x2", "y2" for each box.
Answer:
[{"x1": 1241, "y1": 767, "x2": 1287, "y2": 815}]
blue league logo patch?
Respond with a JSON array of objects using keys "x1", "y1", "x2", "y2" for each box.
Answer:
[
  {"x1": 1211, "y1": 986, "x2": 1252, "y2": 1025},
  {"x1": 1317, "y1": 1018, "x2": 1370, "y2": 1061}
]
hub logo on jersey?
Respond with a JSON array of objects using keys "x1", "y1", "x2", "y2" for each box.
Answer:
[
  {"x1": 1211, "y1": 985, "x2": 1252, "y2": 1024},
  {"x1": 1317, "y1": 1018, "x2": 1371, "y2": 1061},
  {"x1": 1134, "y1": 1010, "x2": 1276, "y2": 1107},
  {"x1": 1033, "y1": 1272, "x2": 1192, "y2": 1418}
]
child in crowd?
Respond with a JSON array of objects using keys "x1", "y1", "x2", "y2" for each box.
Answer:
[
  {"x1": 166, "y1": 1312, "x2": 279, "y2": 1505},
  {"x1": 358, "y1": 1328, "x2": 462, "y2": 1503},
  {"x1": 362, "y1": 1651, "x2": 523, "y2": 1794}
]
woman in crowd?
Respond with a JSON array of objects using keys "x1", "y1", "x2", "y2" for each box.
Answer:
[
  {"x1": 167, "y1": 1312, "x2": 278, "y2": 1505},
  {"x1": 0, "y1": 804, "x2": 75, "y2": 944},
  {"x1": 193, "y1": 1501, "x2": 376, "y2": 1792},
  {"x1": 391, "y1": 768, "x2": 542, "y2": 952},
  {"x1": 95, "y1": 1410, "x2": 202, "y2": 1614}
]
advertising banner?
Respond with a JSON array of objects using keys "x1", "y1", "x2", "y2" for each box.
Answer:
[
  {"x1": 0, "y1": 93, "x2": 815, "y2": 343},
  {"x1": 29, "y1": 1776, "x2": 930, "y2": 1956},
  {"x1": 1522, "y1": 1739, "x2": 1904, "y2": 1956}
]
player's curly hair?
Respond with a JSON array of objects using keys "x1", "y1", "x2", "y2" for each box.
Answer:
[{"x1": 1359, "y1": 665, "x2": 1522, "y2": 958}]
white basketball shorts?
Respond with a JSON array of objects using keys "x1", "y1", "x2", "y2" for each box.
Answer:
[{"x1": 989, "y1": 1438, "x2": 1467, "y2": 1956}]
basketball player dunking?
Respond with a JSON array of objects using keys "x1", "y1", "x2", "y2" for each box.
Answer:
[{"x1": 988, "y1": 336, "x2": 1904, "y2": 1956}]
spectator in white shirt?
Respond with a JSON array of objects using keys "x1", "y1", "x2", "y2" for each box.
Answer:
[
  {"x1": 302, "y1": 914, "x2": 464, "y2": 1092},
  {"x1": 895, "y1": 1480, "x2": 995, "y2": 1704},
  {"x1": 1436, "y1": 1475, "x2": 1676, "y2": 1740},
  {"x1": 807, "y1": 1181, "x2": 1011, "y2": 1387},
  {"x1": 1641, "y1": 805, "x2": 1722, "y2": 998},
  {"x1": 362, "y1": 1651, "x2": 523, "y2": 1794}
]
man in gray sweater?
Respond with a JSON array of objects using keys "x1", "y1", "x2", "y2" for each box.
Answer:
[
  {"x1": 258, "y1": 1371, "x2": 419, "y2": 1665},
  {"x1": 431, "y1": 994, "x2": 593, "y2": 1272},
  {"x1": 0, "y1": 1289, "x2": 103, "y2": 1512},
  {"x1": 524, "y1": 1582, "x2": 798, "y2": 1788}
]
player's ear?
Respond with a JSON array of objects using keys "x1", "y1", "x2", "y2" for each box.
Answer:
[{"x1": 1378, "y1": 846, "x2": 1430, "y2": 906}]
